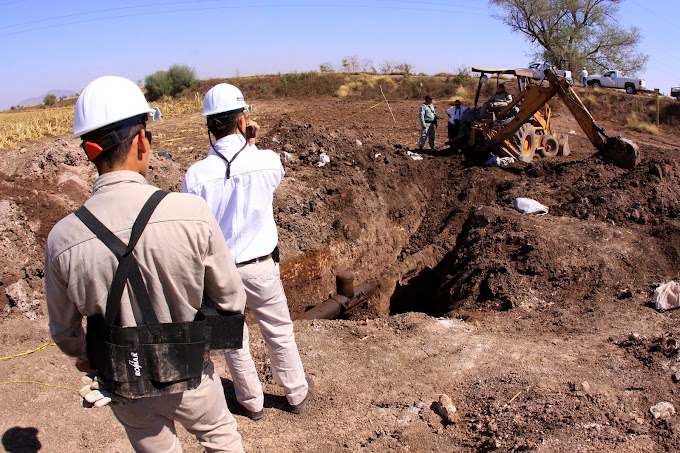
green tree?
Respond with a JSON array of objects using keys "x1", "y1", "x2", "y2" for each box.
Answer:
[
  {"x1": 43, "y1": 94, "x2": 57, "y2": 106},
  {"x1": 490, "y1": 0, "x2": 648, "y2": 75},
  {"x1": 144, "y1": 71, "x2": 171, "y2": 101},
  {"x1": 166, "y1": 64, "x2": 196, "y2": 95}
]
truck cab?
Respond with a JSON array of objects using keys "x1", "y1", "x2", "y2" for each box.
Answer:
[
  {"x1": 671, "y1": 87, "x2": 680, "y2": 101},
  {"x1": 525, "y1": 62, "x2": 572, "y2": 82},
  {"x1": 588, "y1": 70, "x2": 645, "y2": 94}
]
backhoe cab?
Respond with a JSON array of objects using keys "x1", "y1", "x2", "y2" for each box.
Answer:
[{"x1": 449, "y1": 67, "x2": 640, "y2": 169}]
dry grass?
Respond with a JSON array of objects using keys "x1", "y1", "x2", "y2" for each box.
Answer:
[
  {"x1": 154, "y1": 93, "x2": 203, "y2": 116},
  {"x1": 337, "y1": 74, "x2": 396, "y2": 97},
  {"x1": 627, "y1": 112, "x2": 659, "y2": 134},
  {"x1": 0, "y1": 96, "x2": 203, "y2": 149},
  {"x1": 0, "y1": 107, "x2": 72, "y2": 149}
]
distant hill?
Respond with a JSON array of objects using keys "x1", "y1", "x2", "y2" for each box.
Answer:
[{"x1": 17, "y1": 89, "x2": 77, "y2": 107}]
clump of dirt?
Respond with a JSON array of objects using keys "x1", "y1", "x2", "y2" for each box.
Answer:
[{"x1": 617, "y1": 332, "x2": 680, "y2": 368}]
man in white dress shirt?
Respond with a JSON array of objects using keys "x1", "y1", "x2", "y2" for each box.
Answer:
[
  {"x1": 182, "y1": 83, "x2": 312, "y2": 421},
  {"x1": 446, "y1": 99, "x2": 468, "y2": 140}
]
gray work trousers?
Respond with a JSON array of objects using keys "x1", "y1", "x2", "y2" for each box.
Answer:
[{"x1": 418, "y1": 123, "x2": 436, "y2": 149}]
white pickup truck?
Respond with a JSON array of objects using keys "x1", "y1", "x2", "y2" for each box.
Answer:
[
  {"x1": 523, "y1": 62, "x2": 572, "y2": 82},
  {"x1": 587, "y1": 70, "x2": 645, "y2": 94}
]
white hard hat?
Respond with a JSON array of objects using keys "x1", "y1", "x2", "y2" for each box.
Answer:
[
  {"x1": 203, "y1": 83, "x2": 249, "y2": 116},
  {"x1": 73, "y1": 76, "x2": 160, "y2": 138}
]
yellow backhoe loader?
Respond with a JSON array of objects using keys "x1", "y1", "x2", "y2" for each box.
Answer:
[{"x1": 450, "y1": 68, "x2": 640, "y2": 169}]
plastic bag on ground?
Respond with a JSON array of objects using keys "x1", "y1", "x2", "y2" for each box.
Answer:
[
  {"x1": 513, "y1": 197, "x2": 549, "y2": 215},
  {"x1": 485, "y1": 154, "x2": 516, "y2": 168},
  {"x1": 654, "y1": 281, "x2": 680, "y2": 311},
  {"x1": 406, "y1": 151, "x2": 423, "y2": 161},
  {"x1": 316, "y1": 152, "x2": 330, "y2": 167}
]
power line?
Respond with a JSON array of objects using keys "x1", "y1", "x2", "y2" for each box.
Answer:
[
  {"x1": 0, "y1": 0, "x2": 25, "y2": 6},
  {"x1": 0, "y1": 0, "x2": 488, "y2": 30},
  {"x1": 0, "y1": 2, "x2": 492, "y2": 38}
]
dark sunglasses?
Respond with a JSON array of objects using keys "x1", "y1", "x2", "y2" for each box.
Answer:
[{"x1": 145, "y1": 130, "x2": 152, "y2": 144}]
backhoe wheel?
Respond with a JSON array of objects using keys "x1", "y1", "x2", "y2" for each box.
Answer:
[
  {"x1": 512, "y1": 123, "x2": 536, "y2": 163},
  {"x1": 539, "y1": 134, "x2": 559, "y2": 158}
]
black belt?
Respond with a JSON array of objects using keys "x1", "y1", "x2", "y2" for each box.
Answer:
[{"x1": 237, "y1": 253, "x2": 272, "y2": 266}]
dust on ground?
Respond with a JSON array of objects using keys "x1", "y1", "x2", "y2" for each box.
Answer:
[{"x1": 1, "y1": 97, "x2": 680, "y2": 452}]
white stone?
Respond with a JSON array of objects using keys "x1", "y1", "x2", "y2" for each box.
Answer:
[{"x1": 650, "y1": 401, "x2": 675, "y2": 420}]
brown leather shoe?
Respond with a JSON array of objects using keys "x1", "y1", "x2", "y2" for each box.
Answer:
[
  {"x1": 236, "y1": 403, "x2": 264, "y2": 421},
  {"x1": 288, "y1": 376, "x2": 315, "y2": 414}
]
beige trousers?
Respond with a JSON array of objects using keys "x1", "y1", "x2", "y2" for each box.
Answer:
[
  {"x1": 111, "y1": 361, "x2": 243, "y2": 453},
  {"x1": 225, "y1": 259, "x2": 308, "y2": 411}
]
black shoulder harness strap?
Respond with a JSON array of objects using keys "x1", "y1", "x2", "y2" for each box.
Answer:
[{"x1": 74, "y1": 190, "x2": 169, "y2": 334}]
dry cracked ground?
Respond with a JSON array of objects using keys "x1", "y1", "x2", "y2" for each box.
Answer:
[{"x1": 1, "y1": 96, "x2": 680, "y2": 452}]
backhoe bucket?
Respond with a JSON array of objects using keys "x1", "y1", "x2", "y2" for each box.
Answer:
[{"x1": 603, "y1": 136, "x2": 640, "y2": 169}]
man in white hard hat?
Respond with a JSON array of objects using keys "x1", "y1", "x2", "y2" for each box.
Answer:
[
  {"x1": 44, "y1": 75, "x2": 246, "y2": 452},
  {"x1": 183, "y1": 83, "x2": 313, "y2": 421}
]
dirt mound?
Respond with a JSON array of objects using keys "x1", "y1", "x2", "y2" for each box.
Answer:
[
  {"x1": 524, "y1": 149, "x2": 680, "y2": 227},
  {"x1": 429, "y1": 206, "x2": 654, "y2": 313}
]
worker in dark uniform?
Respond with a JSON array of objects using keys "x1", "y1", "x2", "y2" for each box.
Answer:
[
  {"x1": 417, "y1": 94, "x2": 437, "y2": 150},
  {"x1": 45, "y1": 76, "x2": 246, "y2": 452}
]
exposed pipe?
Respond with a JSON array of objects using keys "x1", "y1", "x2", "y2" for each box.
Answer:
[{"x1": 295, "y1": 271, "x2": 380, "y2": 320}]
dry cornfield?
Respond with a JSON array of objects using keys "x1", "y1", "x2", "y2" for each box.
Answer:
[
  {"x1": 0, "y1": 95, "x2": 202, "y2": 149},
  {"x1": 0, "y1": 108, "x2": 73, "y2": 148}
]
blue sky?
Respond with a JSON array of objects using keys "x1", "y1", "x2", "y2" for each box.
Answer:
[{"x1": 0, "y1": 0, "x2": 677, "y2": 110}]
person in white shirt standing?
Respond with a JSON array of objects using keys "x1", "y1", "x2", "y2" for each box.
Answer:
[
  {"x1": 182, "y1": 83, "x2": 313, "y2": 421},
  {"x1": 446, "y1": 99, "x2": 468, "y2": 140},
  {"x1": 581, "y1": 67, "x2": 589, "y2": 87}
]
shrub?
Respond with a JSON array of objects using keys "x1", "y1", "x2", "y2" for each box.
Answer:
[
  {"x1": 450, "y1": 66, "x2": 473, "y2": 85},
  {"x1": 395, "y1": 63, "x2": 414, "y2": 76},
  {"x1": 145, "y1": 71, "x2": 171, "y2": 101},
  {"x1": 10, "y1": 106, "x2": 16, "y2": 111},
  {"x1": 145, "y1": 65, "x2": 196, "y2": 100},
  {"x1": 43, "y1": 94, "x2": 56, "y2": 107},
  {"x1": 167, "y1": 64, "x2": 197, "y2": 95},
  {"x1": 319, "y1": 62, "x2": 336, "y2": 73}
]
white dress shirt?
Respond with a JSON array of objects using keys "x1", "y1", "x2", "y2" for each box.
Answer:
[
  {"x1": 182, "y1": 134, "x2": 284, "y2": 264},
  {"x1": 447, "y1": 105, "x2": 468, "y2": 123}
]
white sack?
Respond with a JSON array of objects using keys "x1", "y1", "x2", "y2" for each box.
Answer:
[
  {"x1": 513, "y1": 197, "x2": 549, "y2": 215},
  {"x1": 654, "y1": 281, "x2": 680, "y2": 311}
]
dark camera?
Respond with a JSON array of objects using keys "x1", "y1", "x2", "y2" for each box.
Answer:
[{"x1": 246, "y1": 125, "x2": 256, "y2": 139}]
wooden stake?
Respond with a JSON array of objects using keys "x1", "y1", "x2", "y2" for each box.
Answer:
[
  {"x1": 655, "y1": 88, "x2": 660, "y2": 128},
  {"x1": 379, "y1": 85, "x2": 397, "y2": 124}
]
